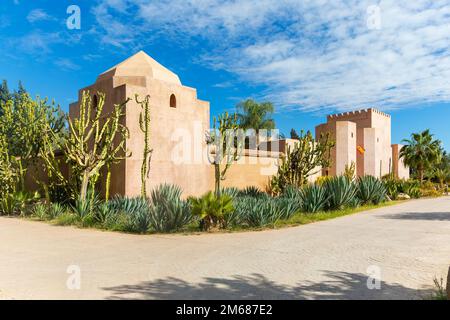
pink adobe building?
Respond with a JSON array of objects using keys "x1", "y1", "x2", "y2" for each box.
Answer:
[{"x1": 315, "y1": 109, "x2": 409, "y2": 179}]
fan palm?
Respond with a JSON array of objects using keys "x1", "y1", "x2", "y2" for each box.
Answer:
[
  {"x1": 400, "y1": 130, "x2": 441, "y2": 182},
  {"x1": 236, "y1": 99, "x2": 275, "y2": 146}
]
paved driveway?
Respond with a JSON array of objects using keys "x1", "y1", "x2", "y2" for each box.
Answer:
[{"x1": 0, "y1": 197, "x2": 449, "y2": 300}]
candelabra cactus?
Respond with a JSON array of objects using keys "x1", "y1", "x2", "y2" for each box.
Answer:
[
  {"x1": 207, "y1": 112, "x2": 244, "y2": 196},
  {"x1": 135, "y1": 94, "x2": 153, "y2": 198},
  {"x1": 64, "y1": 91, "x2": 130, "y2": 201}
]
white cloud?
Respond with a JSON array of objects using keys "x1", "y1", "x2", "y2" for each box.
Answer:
[
  {"x1": 92, "y1": 0, "x2": 450, "y2": 112},
  {"x1": 27, "y1": 9, "x2": 56, "y2": 23},
  {"x1": 54, "y1": 58, "x2": 80, "y2": 71},
  {"x1": 11, "y1": 31, "x2": 62, "y2": 55}
]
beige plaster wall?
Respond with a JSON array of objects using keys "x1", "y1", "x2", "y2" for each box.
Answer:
[
  {"x1": 335, "y1": 121, "x2": 357, "y2": 176},
  {"x1": 123, "y1": 79, "x2": 211, "y2": 198},
  {"x1": 392, "y1": 144, "x2": 410, "y2": 180}
]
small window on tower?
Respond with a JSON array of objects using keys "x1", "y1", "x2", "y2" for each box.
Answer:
[
  {"x1": 93, "y1": 94, "x2": 98, "y2": 109},
  {"x1": 351, "y1": 132, "x2": 354, "y2": 138},
  {"x1": 170, "y1": 94, "x2": 177, "y2": 108},
  {"x1": 377, "y1": 138, "x2": 379, "y2": 142}
]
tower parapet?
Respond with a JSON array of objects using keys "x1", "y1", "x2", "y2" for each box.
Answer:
[{"x1": 327, "y1": 108, "x2": 390, "y2": 121}]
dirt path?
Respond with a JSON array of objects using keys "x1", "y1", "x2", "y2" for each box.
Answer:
[{"x1": 0, "y1": 197, "x2": 449, "y2": 300}]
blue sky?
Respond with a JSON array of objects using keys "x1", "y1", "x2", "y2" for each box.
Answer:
[{"x1": 1, "y1": 0, "x2": 449, "y2": 149}]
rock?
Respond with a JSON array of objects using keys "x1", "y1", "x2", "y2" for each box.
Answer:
[{"x1": 397, "y1": 193, "x2": 411, "y2": 200}]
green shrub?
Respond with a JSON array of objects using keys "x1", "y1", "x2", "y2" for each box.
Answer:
[
  {"x1": 325, "y1": 176, "x2": 357, "y2": 210},
  {"x1": 108, "y1": 196, "x2": 150, "y2": 233},
  {"x1": 357, "y1": 176, "x2": 387, "y2": 205},
  {"x1": 402, "y1": 180, "x2": 421, "y2": 198},
  {"x1": 190, "y1": 192, "x2": 234, "y2": 231},
  {"x1": 0, "y1": 191, "x2": 40, "y2": 216},
  {"x1": 53, "y1": 212, "x2": 79, "y2": 226},
  {"x1": 419, "y1": 181, "x2": 442, "y2": 198},
  {"x1": 383, "y1": 178, "x2": 401, "y2": 200},
  {"x1": 300, "y1": 184, "x2": 328, "y2": 213},
  {"x1": 148, "y1": 184, "x2": 192, "y2": 233}
]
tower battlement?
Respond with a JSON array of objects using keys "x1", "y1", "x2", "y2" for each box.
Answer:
[{"x1": 327, "y1": 108, "x2": 390, "y2": 121}]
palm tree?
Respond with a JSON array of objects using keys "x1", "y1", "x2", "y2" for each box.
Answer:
[
  {"x1": 400, "y1": 130, "x2": 442, "y2": 182},
  {"x1": 236, "y1": 99, "x2": 275, "y2": 146}
]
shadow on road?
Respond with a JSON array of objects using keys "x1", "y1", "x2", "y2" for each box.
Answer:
[
  {"x1": 380, "y1": 212, "x2": 450, "y2": 221},
  {"x1": 103, "y1": 271, "x2": 430, "y2": 300}
]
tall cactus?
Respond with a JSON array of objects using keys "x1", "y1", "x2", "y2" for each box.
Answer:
[
  {"x1": 64, "y1": 91, "x2": 130, "y2": 201},
  {"x1": 135, "y1": 94, "x2": 152, "y2": 198},
  {"x1": 207, "y1": 112, "x2": 244, "y2": 196}
]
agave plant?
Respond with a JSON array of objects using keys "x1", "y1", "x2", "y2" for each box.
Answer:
[
  {"x1": 275, "y1": 197, "x2": 302, "y2": 220},
  {"x1": 238, "y1": 186, "x2": 268, "y2": 199},
  {"x1": 127, "y1": 207, "x2": 152, "y2": 234},
  {"x1": 49, "y1": 203, "x2": 66, "y2": 219},
  {"x1": 93, "y1": 202, "x2": 112, "y2": 224},
  {"x1": 357, "y1": 176, "x2": 387, "y2": 205},
  {"x1": 220, "y1": 187, "x2": 240, "y2": 199},
  {"x1": 107, "y1": 196, "x2": 150, "y2": 233},
  {"x1": 325, "y1": 176, "x2": 357, "y2": 210},
  {"x1": 300, "y1": 184, "x2": 329, "y2": 213},
  {"x1": 108, "y1": 196, "x2": 148, "y2": 215},
  {"x1": 234, "y1": 196, "x2": 283, "y2": 227},
  {"x1": 148, "y1": 184, "x2": 192, "y2": 233},
  {"x1": 280, "y1": 185, "x2": 302, "y2": 200},
  {"x1": 31, "y1": 203, "x2": 49, "y2": 220},
  {"x1": 189, "y1": 192, "x2": 234, "y2": 231}
]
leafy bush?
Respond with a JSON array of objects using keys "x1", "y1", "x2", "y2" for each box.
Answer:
[
  {"x1": 402, "y1": 180, "x2": 421, "y2": 198},
  {"x1": 420, "y1": 181, "x2": 442, "y2": 198},
  {"x1": 148, "y1": 184, "x2": 192, "y2": 233},
  {"x1": 383, "y1": 178, "x2": 402, "y2": 200},
  {"x1": 0, "y1": 191, "x2": 40, "y2": 216},
  {"x1": 190, "y1": 192, "x2": 234, "y2": 231},
  {"x1": 357, "y1": 176, "x2": 387, "y2": 205},
  {"x1": 325, "y1": 176, "x2": 357, "y2": 210},
  {"x1": 53, "y1": 212, "x2": 79, "y2": 226},
  {"x1": 315, "y1": 175, "x2": 331, "y2": 186},
  {"x1": 300, "y1": 184, "x2": 328, "y2": 213}
]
